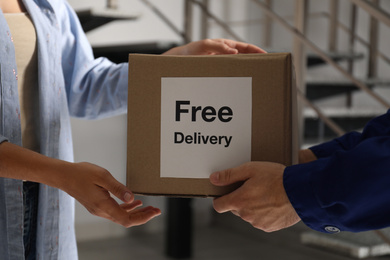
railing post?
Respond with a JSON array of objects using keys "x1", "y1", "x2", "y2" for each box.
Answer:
[
  {"x1": 368, "y1": 0, "x2": 379, "y2": 79},
  {"x1": 348, "y1": 3, "x2": 358, "y2": 74},
  {"x1": 106, "y1": 0, "x2": 118, "y2": 9},
  {"x1": 263, "y1": 0, "x2": 273, "y2": 48},
  {"x1": 184, "y1": 0, "x2": 194, "y2": 43},
  {"x1": 293, "y1": 0, "x2": 308, "y2": 147},
  {"x1": 222, "y1": 0, "x2": 231, "y2": 39},
  {"x1": 347, "y1": 3, "x2": 358, "y2": 107},
  {"x1": 200, "y1": 0, "x2": 209, "y2": 39},
  {"x1": 328, "y1": 0, "x2": 339, "y2": 52}
]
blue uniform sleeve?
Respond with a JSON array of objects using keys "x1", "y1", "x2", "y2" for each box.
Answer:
[
  {"x1": 309, "y1": 131, "x2": 362, "y2": 158},
  {"x1": 58, "y1": 1, "x2": 129, "y2": 120},
  {"x1": 284, "y1": 109, "x2": 390, "y2": 233}
]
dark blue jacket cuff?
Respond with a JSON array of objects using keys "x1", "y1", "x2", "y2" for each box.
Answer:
[{"x1": 284, "y1": 161, "x2": 343, "y2": 233}]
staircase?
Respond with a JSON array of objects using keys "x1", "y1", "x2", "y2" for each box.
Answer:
[
  {"x1": 304, "y1": 52, "x2": 390, "y2": 143},
  {"x1": 253, "y1": 1, "x2": 390, "y2": 258}
]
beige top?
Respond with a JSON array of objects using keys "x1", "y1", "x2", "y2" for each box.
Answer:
[{"x1": 4, "y1": 13, "x2": 40, "y2": 152}]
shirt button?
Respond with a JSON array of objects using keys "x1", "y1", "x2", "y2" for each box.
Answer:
[{"x1": 325, "y1": 226, "x2": 340, "y2": 233}]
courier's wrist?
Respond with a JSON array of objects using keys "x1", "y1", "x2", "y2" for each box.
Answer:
[{"x1": 298, "y1": 149, "x2": 317, "y2": 164}]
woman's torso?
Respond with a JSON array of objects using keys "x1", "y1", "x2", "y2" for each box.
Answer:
[{"x1": 4, "y1": 12, "x2": 40, "y2": 152}]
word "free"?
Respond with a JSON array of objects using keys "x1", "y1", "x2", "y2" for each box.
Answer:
[{"x1": 175, "y1": 101, "x2": 233, "y2": 122}]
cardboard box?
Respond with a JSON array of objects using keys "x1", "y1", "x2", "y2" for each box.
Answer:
[{"x1": 127, "y1": 53, "x2": 297, "y2": 197}]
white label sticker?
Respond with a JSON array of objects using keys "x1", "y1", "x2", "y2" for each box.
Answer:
[{"x1": 161, "y1": 77, "x2": 252, "y2": 178}]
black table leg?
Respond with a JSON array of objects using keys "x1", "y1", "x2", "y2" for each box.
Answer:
[{"x1": 165, "y1": 197, "x2": 193, "y2": 258}]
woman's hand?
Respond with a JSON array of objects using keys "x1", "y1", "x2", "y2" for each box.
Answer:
[
  {"x1": 163, "y1": 38, "x2": 266, "y2": 56},
  {"x1": 57, "y1": 162, "x2": 161, "y2": 228}
]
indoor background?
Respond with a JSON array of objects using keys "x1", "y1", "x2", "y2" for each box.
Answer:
[{"x1": 66, "y1": 0, "x2": 390, "y2": 259}]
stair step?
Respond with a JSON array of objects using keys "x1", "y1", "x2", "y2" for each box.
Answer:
[
  {"x1": 92, "y1": 41, "x2": 179, "y2": 63},
  {"x1": 301, "y1": 230, "x2": 390, "y2": 259},
  {"x1": 305, "y1": 77, "x2": 390, "y2": 101},
  {"x1": 76, "y1": 8, "x2": 140, "y2": 32},
  {"x1": 303, "y1": 107, "x2": 385, "y2": 139},
  {"x1": 268, "y1": 50, "x2": 364, "y2": 66},
  {"x1": 307, "y1": 51, "x2": 364, "y2": 67},
  {"x1": 306, "y1": 77, "x2": 390, "y2": 87},
  {"x1": 303, "y1": 107, "x2": 386, "y2": 119}
]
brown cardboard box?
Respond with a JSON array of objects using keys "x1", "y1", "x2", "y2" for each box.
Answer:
[{"x1": 127, "y1": 53, "x2": 297, "y2": 197}]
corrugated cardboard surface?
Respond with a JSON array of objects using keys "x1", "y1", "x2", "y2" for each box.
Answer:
[{"x1": 127, "y1": 53, "x2": 297, "y2": 197}]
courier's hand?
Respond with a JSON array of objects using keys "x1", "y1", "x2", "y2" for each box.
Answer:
[
  {"x1": 163, "y1": 38, "x2": 266, "y2": 55},
  {"x1": 59, "y1": 162, "x2": 161, "y2": 228},
  {"x1": 210, "y1": 162, "x2": 300, "y2": 232}
]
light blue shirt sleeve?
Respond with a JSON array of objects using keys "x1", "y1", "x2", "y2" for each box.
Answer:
[{"x1": 59, "y1": 2, "x2": 129, "y2": 120}]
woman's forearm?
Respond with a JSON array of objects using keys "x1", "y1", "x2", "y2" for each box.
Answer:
[
  {"x1": 0, "y1": 141, "x2": 70, "y2": 188},
  {"x1": 0, "y1": 141, "x2": 161, "y2": 227}
]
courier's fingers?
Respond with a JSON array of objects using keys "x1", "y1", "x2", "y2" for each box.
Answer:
[
  {"x1": 212, "y1": 188, "x2": 242, "y2": 213},
  {"x1": 210, "y1": 163, "x2": 258, "y2": 213}
]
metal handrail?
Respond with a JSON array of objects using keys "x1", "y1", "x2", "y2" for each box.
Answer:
[
  {"x1": 349, "y1": 0, "x2": 390, "y2": 27},
  {"x1": 190, "y1": 0, "x2": 244, "y2": 42},
  {"x1": 139, "y1": 0, "x2": 186, "y2": 40},
  {"x1": 298, "y1": 88, "x2": 346, "y2": 136},
  {"x1": 252, "y1": 0, "x2": 390, "y2": 108},
  {"x1": 139, "y1": 0, "x2": 245, "y2": 43},
  {"x1": 320, "y1": 11, "x2": 390, "y2": 65},
  {"x1": 249, "y1": 0, "x2": 390, "y2": 137},
  {"x1": 205, "y1": 9, "x2": 390, "y2": 66}
]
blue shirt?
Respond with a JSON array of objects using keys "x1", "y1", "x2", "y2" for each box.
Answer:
[
  {"x1": 0, "y1": 0, "x2": 128, "y2": 259},
  {"x1": 284, "y1": 109, "x2": 390, "y2": 233}
]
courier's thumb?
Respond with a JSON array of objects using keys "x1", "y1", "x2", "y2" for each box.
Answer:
[{"x1": 210, "y1": 167, "x2": 248, "y2": 186}]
